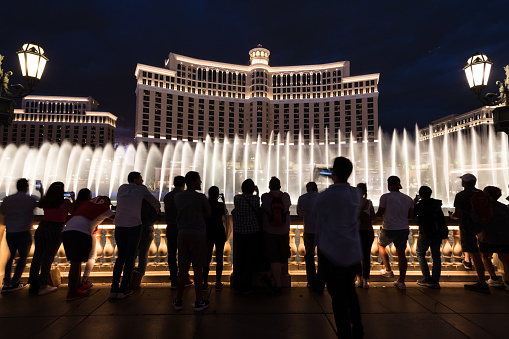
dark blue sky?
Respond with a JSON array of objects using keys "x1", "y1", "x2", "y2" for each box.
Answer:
[{"x1": 2, "y1": 0, "x2": 509, "y2": 140}]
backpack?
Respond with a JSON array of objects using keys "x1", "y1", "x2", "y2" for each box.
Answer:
[
  {"x1": 268, "y1": 192, "x2": 287, "y2": 227},
  {"x1": 426, "y1": 206, "x2": 449, "y2": 239},
  {"x1": 467, "y1": 190, "x2": 492, "y2": 228},
  {"x1": 417, "y1": 200, "x2": 449, "y2": 239}
]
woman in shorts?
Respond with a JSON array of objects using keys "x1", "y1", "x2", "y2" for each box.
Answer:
[{"x1": 62, "y1": 189, "x2": 114, "y2": 300}]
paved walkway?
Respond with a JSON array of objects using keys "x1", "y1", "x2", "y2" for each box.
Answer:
[{"x1": 1, "y1": 282, "x2": 507, "y2": 339}]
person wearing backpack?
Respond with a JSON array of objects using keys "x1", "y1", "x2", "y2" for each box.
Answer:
[
  {"x1": 414, "y1": 186, "x2": 448, "y2": 289},
  {"x1": 450, "y1": 173, "x2": 490, "y2": 293},
  {"x1": 260, "y1": 176, "x2": 291, "y2": 295}
]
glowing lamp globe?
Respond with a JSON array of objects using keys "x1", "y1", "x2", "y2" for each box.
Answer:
[
  {"x1": 17, "y1": 42, "x2": 49, "y2": 88},
  {"x1": 463, "y1": 52, "x2": 492, "y2": 98}
]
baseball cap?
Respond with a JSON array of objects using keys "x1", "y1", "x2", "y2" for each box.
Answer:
[
  {"x1": 387, "y1": 176, "x2": 401, "y2": 186},
  {"x1": 459, "y1": 173, "x2": 476, "y2": 183}
]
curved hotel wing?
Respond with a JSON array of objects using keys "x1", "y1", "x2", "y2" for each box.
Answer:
[{"x1": 134, "y1": 46, "x2": 379, "y2": 146}]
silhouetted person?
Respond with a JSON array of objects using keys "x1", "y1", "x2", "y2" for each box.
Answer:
[
  {"x1": 376, "y1": 176, "x2": 414, "y2": 290},
  {"x1": 414, "y1": 185, "x2": 447, "y2": 289},
  {"x1": 297, "y1": 181, "x2": 324, "y2": 292},
  {"x1": 356, "y1": 183, "x2": 375, "y2": 289},
  {"x1": 232, "y1": 179, "x2": 260, "y2": 294},
  {"x1": 450, "y1": 173, "x2": 490, "y2": 293},
  {"x1": 172, "y1": 171, "x2": 211, "y2": 312},
  {"x1": 1, "y1": 178, "x2": 43, "y2": 293},
  {"x1": 110, "y1": 172, "x2": 160, "y2": 299},
  {"x1": 315, "y1": 157, "x2": 363, "y2": 339}
]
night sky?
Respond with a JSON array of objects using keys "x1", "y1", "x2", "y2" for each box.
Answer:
[{"x1": 2, "y1": 0, "x2": 509, "y2": 141}]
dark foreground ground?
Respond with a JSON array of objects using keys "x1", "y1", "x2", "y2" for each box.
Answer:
[{"x1": 1, "y1": 282, "x2": 508, "y2": 339}]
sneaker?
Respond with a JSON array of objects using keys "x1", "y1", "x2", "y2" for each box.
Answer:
[
  {"x1": 487, "y1": 278, "x2": 504, "y2": 288},
  {"x1": 393, "y1": 281, "x2": 406, "y2": 290},
  {"x1": 462, "y1": 260, "x2": 473, "y2": 270},
  {"x1": 202, "y1": 283, "x2": 209, "y2": 292},
  {"x1": 417, "y1": 279, "x2": 435, "y2": 287},
  {"x1": 38, "y1": 285, "x2": 58, "y2": 296},
  {"x1": 124, "y1": 288, "x2": 133, "y2": 297},
  {"x1": 215, "y1": 282, "x2": 224, "y2": 291},
  {"x1": 9, "y1": 283, "x2": 28, "y2": 292},
  {"x1": 109, "y1": 287, "x2": 119, "y2": 300},
  {"x1": 194, "y1": 299, "x2": 210, "y2": 312},
  {"x1": 1, "y1": 285, "x2": 12, "y2": 293},
  {"x1": 430, "y1": 283, "x2": 441, "y2": 289},
  {"x1": 380, "y1": 268, "x2": 394, "y2": 278},
  {"x1": 79, "y1": 282, "x2": 93, "y2": 291},
  {"x1": 362, "y1": 279, "x2": 370, "y2": 289},
  {"x1": 464, "y1": 282, "x2": 490, "y2": 293},
  {"x1": 185, "y1": 278, "x2": 194, "y2": 287},
  {"x1": 172, "y1": 298, "x2": 183, "y2": 311},
  {"x1": 66, "y1": 289, "x2": 90, "y2": 301}
]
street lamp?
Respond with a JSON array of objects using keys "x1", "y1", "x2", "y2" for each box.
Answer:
[
  {"x1": 0, "y1": 41, "x2": 48, "y2": 126},
  {"x1": 463, "y1": 52, "x2": 509, "y2": 135}
]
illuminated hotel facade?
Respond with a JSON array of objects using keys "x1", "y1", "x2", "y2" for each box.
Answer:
[
  {"x1": 0, "y1": 96, "x2": 117, "y2": 148},
  {"x1": 134, "y1": 45, "x2": 379, "y2": 146},
  {"x1": 418, "y1": 106, "x2": 494, "y2": 141}
]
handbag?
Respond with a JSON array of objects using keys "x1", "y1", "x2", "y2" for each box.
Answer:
[{"x1": 49, "y1": 265, "x2": 61, "y2": 287}]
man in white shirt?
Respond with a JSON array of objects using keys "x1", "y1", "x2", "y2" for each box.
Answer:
[
  {"x1": 314, "y1": 157, "x2": 363, "y2": 339},
  {"x1": 376, "y1": 176, "x2": 414, "y2": 290},
  {"x1": 110, "y1": 172, "x2": 161, "y2": 299}
]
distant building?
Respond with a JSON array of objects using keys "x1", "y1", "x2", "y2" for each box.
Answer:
[
  {"x1": 134, "y1": 45, "x2": 379, "y2": 147},
  {"x1": 419, "y1": 106, "x2": 494, "y2": 141},
  {"x1": 0, "y1": 95, "x2": 117, "y2": 148}
]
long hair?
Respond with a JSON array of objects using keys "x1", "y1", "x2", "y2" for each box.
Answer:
[
  {"x1": 75, "y1": 188, "x2": 92, "y2": 209},
  {"x1": 208, "y1": 186, "x2": 219, "y2": 205},
  {"x1": 40, "y1": 182, "x2": 65, "y2": 209},
  {"x1": 357, "y1": 183, "x2": 368, "y2": 199}
]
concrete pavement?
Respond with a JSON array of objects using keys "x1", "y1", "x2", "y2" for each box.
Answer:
[{"x1": 1, "y1": 282, "x2": 508, "y2": 339}]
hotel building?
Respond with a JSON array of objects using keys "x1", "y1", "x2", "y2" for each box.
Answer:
[
  {"x1": 0, "y1": 95, "x2": 117, "y2": 148},
  {"x1": 418, "y1": 106, "x2": 494, "y2": 141},
  {"x1": 134, "y1": 45, "x2": 379, "y2": 146}
]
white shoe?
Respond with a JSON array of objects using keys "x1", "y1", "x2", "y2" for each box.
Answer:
[
  {"x1": 363, "y1": 279, "x2": 370, "y2": 289},
  {"x1": 393, "y1": 281, "x2": 406, "y2": 290},
  {"x1": 380, "y1": 268, "x2": 394, "y2": 278},
  {"x1": 487, "y1": 278, "x2": 504, "y2": 287},
  {"x1": 38, "y1": 285, "x2": 58, "y2": 296},
  {"x1": 356, "y1": 277, "x2": 363, "y2": 288}
]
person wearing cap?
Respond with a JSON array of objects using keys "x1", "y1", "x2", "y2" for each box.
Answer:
[
  {"x1": 450, "y1": 173, "x2": 490, "y2": 293},
  {"x1": 376, "y1": 176, "x2": 414, "y2": 290}
]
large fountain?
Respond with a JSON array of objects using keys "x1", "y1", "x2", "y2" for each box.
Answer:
[{"x1": 0, "y1": 125, "x2": 507, "y2": 207}]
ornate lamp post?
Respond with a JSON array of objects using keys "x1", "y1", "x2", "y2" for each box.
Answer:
[
  {"x1": 463, "y1": 52, "x2": 509, "y2": 135},
  {"x1": 0, "y1": 42, "x2": 48, "y2": 126}
]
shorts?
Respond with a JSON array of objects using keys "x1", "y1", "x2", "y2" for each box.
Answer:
[
  {"x1": 62, "y1": 230, "x2": 92, "y2": 262},
  {"x1": 460, "y1": 227, "x2": 479, "y2": 253},
  {"x1": 378, "y1": 229, "x2": 409, "y2": 251},
  {"x1": 479, "y1": 242, "x2": 509, "y2": 254},
  {"x1": 177, "y1": 232, "x2": 207, "y2": 270},
  {"x1": 263, "y1": 232, "x2": 290, "y2": 263}
]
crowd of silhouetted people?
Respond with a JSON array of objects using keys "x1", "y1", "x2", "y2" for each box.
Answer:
[{"x1": 2, "y1": 156, "x2": 509, "y2": 339}]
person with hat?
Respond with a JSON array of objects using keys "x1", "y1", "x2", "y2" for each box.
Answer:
[
  {"x1": 376, "y1": 176, "x2": 414, "y2": 290},
  {"x1": 449, "y1": 173, "x2": 490, "y2": 293}
]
